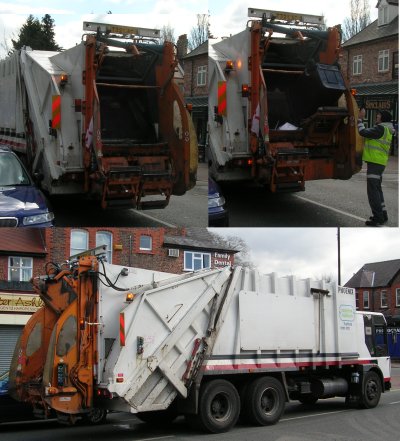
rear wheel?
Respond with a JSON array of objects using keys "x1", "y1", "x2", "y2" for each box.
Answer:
[
  {"x1": 82, "y1": 408, "x2": 107, "y2": 425},
  {"x1": 243, "y1": 376, "x2": 285, "y2": 426},
  {"x1": 359, "y1": 371, "x2": 381, "y2": 409},
  {"x1": 197, "y1": 379, "x2": 240, "y2": 433}
]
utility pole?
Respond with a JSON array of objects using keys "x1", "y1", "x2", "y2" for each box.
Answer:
[{"x1": 337, "y1": 227, "x2": 341, "y2": 285}]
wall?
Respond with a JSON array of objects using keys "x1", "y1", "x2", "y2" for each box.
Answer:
[{"x1": 341, "y1": 37, "x2": 398, "y2": 85}]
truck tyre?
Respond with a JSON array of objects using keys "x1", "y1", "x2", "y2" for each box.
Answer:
[
  {"x1": 359, "y1": 371, "x2": 381, "y2": 409},
  {"x1": 197, "y1": 379, "x2": 240, "y2": 433},
  {"x1": 243, "y1": 376, "x2": 285, "y2": 426},
  {"x1": 82, "y1": 408, "x2": 107, "y2": 425}
]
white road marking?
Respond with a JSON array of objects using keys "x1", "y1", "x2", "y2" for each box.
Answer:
[
  {"x1": 295, "y1": 195, "x2": 370, "y2": 222},
  {"x1": 135, "y1": 210, "x2": 177, "y2": 228},
  {"x1": 389, "y1": 400, "x2": 400, "y2": 405},
  {"x1": 281, "y1": 409, "x2": 348, "y2": 422}
]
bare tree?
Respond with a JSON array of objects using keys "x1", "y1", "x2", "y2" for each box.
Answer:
[
  {"x1": 161, "y1": 24, "x2": 175, "y2": 44},
  {"x1": 342, "y1": 0, "x2": 371, "y2": 42},
  {"x1": 188, "y1": 13, "x2": 209, "y2": 51},
  {"x1": 209, "y1": 232, "x2": 255, "y2": 269}
]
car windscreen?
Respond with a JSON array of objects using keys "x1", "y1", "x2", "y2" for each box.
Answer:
[{"x1": 0, "y1": 153, "x2": 31, "y2": 186}]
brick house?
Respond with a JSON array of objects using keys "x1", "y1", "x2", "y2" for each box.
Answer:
[
  {"x1": 0, "y1": 227, "x2": 236, "y2": 393},
  {"x1": 182, "y1": 40, "x2": 208, "y2": 161},
  {"x1": 340, "y1": 0, "x2": 398, "y2": 136},
  {"x1": 345, "y1": 258, "x2": 400, "y2": 323}
]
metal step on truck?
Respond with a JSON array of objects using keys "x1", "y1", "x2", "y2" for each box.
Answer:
[
  {"x1": 9, "y1": 249, "x2": 391, "y2": 433},
  {"x1": 0, "y1": 22, "x2": 197, "y2": 209},
  {"x1": 208, "y1": 8, "x2": 363, "y2": 193}
]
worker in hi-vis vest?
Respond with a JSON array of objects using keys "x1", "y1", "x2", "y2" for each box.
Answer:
[{"x1": 358, "y1": 108, "x2": 394, "y2": 227}]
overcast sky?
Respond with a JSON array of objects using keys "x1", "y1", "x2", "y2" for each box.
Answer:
[
  {"x1": 0, "y1": 1, "x2": 379, "y2": 57},
  {"x1": 209, "y1": 228, "x2": 400, "y2": 285}
]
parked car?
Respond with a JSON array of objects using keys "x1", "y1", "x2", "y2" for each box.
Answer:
[
  {"x1": 208, "y1": 177, "x2": 229, "y2": 227},
  {"x1": 0, "y1": 146, "x2": 54, "y2": 227}
]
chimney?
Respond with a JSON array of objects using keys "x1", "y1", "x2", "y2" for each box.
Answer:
[{"x1": 177, "y1": 34, "x2": 188, "y2": 62}]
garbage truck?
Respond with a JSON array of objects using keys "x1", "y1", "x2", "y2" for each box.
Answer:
[
  {"x1": 0, "y1": 22, "x2": 197, "y2": 209},
  {"x1": 208, "y1": 8, "x2": 362, "y2": 192},
  {"x1": 9, "y1": 251, "x2": 391, "y2": 433}
]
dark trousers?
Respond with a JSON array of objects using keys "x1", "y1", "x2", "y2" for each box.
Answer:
[{"x1": 366, "y1": 162, "x2": 386, "y2": 222}]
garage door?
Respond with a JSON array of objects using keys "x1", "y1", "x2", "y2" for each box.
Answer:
[{"x1": 0, "y1": 325, "x2": 23, "y2": 375}]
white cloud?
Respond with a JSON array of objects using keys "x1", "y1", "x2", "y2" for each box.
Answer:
[{"x1": 209, "y1": 228, "x2": 400, "y2": 285}]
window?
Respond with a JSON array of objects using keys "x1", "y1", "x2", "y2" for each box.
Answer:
[
  {"x1": 363, "y1": 291, "x2": 369, "y2": 309},
  {"x1": 70, "y1": 229, "x2": 88, "y2": 256},
  {"x1": 353, "y1": 55, "x2": 362, "y2": 75},
  {"x1": 378, "y1": 50, "x2": 389, "y2": 72},
  {"x1": 184, "y1": 251, "x2": 211, "y2": 271},
  {"x1": 355, "y1": 294, "x2": 359, "y2": 309},
  {"x1": 396, "y1": 288, "x2": 400, "y2": 307},
  {"x1": 139, "y1": 235, "x2": 152, "y2": 251},
  {"x1": 380, "y1": 290, "x2": 388, "y2": 308},
  {"x1": 393, "y1": 51, "x2": 398, "y2": 79},
  {"x1": 8, "y1": 257, "x2": 33, "y2": 281},
  {"x1": 378, "y1": 5, "x2": 389, "y2": 26},
  {"x1": 197, "y1": 65, "x2": 207, "y2": 86},
  {"x1": 96, "y1": 231, "x2": 112, "y2": 262}
]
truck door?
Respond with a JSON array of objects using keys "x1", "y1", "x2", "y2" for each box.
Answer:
[{"x1": 363, "y1": 314, "x2": 388, "y2": 357}]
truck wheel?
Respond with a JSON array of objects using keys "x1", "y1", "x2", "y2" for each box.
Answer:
[
  {"x1": 197, "y1": 379, "x2": 240, "y2": 433},
  {"x1": 298, "y1": 394, "x2": 318, "y2": 405},
  {"x1": 82, "y1": 408, "x2": 107, "y2": 425},
  {"x1": 359, "y1": 371, "x2": 381, "y2": 409},
  {"x1": 243, "y1": 377, "x2": 285, "y2": 426}
]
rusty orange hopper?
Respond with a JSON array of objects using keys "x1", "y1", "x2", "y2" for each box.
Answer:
[{"x1": 83, "y1": 24, "x2": 197, "y2": 209}]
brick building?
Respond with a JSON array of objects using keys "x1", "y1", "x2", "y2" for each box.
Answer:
[
  {"x1": 345, "y1": 258, "x2": 400, "y2": 323},
  {"x1": 340, "y1": 0, "x2": 398, "y2": 134},
  {"x1": 345, "y1": 258, "x2": 400, "y2": 359},
  {"x1": 0, "y1": 227, "x2": 236, "y2": 394},
  {"x1": 182, "y1": 40, "x2": 208, "y2": 160}
]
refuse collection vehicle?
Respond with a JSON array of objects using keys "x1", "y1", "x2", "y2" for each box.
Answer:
[
  {"x1": 0, "y1": 22, "x2": 197, "y2": 209},
  {"x1": 208, "y1": 8, "x2": 362, "y2": 192},
  {"x1": 9, "y1": 252, "x2": 391, "y2": 433}
]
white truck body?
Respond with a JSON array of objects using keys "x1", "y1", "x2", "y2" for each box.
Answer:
[
  {"x1": 96, "y1": 265, "x2": 390, "y2": 412},
  {"x1": 0, "y1": 46, "x2": 85, "y2": 192}
]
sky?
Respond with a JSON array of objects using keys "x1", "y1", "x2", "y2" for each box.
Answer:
[
  {"x1": 208, "y1": 228, "x2": 400, "y2": 285},
  {"x1": 0, "y1": 0, "x2": 379, "y2": 56},
  {"x1": 0, "y1": 0, "x2": 207, "y2": 57}
]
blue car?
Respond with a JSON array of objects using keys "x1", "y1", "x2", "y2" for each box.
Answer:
[
  {"x1": 0, "y1": 146, "x2": 54, "y2": 227},
  {"x1": 208, "y1": 177, "x2": 229, "y2": 227}
]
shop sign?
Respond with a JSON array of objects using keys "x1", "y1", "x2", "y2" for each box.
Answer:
[
  {"x1": 365, "y1": 99, "x2": 392, "y2": 110},
  {"x1": 0, "y1": 293, "x2": 43, "y2": 312},
  {"x1": 214, "y1": 252, "x2": 233, "y2": 268}
]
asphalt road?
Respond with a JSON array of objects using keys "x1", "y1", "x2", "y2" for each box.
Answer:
[
  {"x1": 221, "y1": 157, "x2": 398, "y2": 227},
  {"x1": 51, "y1": 164, "x2": 208, "y2": 228},
  {"x1": 2, "y1": 372, "x2": 399, "y2": 441}
]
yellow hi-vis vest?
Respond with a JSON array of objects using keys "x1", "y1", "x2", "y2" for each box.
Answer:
[{"x1": 362, "y1": 126, "x2": 393, "y2": 166}]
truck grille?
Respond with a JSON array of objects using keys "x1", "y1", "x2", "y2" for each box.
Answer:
[{"x1": 0, "y1": 217, "x2": 18, "y2": 227}]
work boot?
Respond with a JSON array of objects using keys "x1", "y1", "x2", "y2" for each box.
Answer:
[
  {"x1": 369, "y1": 211, "x2": 388, "y2": 223},
  {"x1": 365, "y1": 218, "x2": 384, "y2": 227}
]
